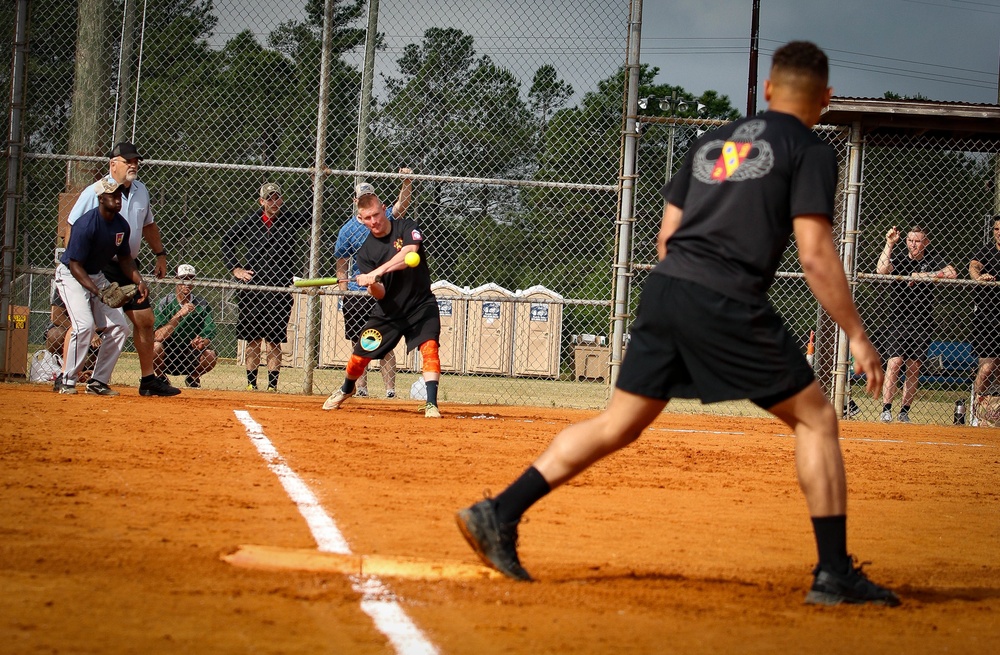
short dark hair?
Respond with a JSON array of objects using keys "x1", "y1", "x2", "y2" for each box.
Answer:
[
  {"x1": 771, "y1": 41, "x2": 829, "y2": 89},
  {"x1": 357, "y1": 194, "x2": 381, "y2": 211},
  {"x1": 907, "y1": 225, "x2": 929, "y2": 238}
]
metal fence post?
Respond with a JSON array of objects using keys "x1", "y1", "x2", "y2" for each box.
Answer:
[
  {"x1": 832, "y1": 122, "x2": 864, "y2": 412},
  {"x1": 610, "y1": 0, "x2": 643, "y2": 387},
  {"x1": 302, "y1": 0, "x2": 335, "y2": 394},
  {"x1": 2, "y1": 0, "x2": 29, "y2": 377}
]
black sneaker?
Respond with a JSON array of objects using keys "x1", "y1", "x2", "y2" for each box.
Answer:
[
  {"x1": 456, "y1": 499, "x2": 532, "y2": 581},
  {"x1": 805, "y1": 560, "x2": 900, "y2": 607},
  {"x1": 53, "y1": 373, "x2": 63, "y2": 392},
  {"x1": 85, "y1": 379, "x2": 120, "y2": 396},
  {"x1": 184, "y1": 375, "x2": 200, "y2": 389},
  {"x1": 139, "y1": 375, "x2": 181, "y2": 397}
]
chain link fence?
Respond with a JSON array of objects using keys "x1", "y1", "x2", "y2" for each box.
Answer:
[
  {"x1": 5, "y1": 1, "x2": 999, "y2": 425},
  {"x1": 6, "y1": 0, "x2": 631, "y2": 407}
]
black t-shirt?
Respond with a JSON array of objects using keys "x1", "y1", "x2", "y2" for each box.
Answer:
[
  {"x1": 660, "y1": 110, "x2": 836, "y2": 304},
  {"x1": 221, "y1": 208, "x2": 310, "y2": 287},
  {"x1": 973, "y1": 243, "x2": 1000, "y2": 314},
  {"x1": 356, "y1": 217, "x2": 434, "y2": 317},
  {"x1": 887, "y1": 248, "x2": 950, "y2": 322}
]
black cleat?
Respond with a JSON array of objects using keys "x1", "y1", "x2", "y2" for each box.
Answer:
[
  {"x1": 139, "y1": 375, "x2": 181, "y2": 397},
  {"x1": 85, "y1": 379, "x2": 119, "y2": 396},
  {"x1": 456, "y1": 499, "x2": 532, "y2": 581},
  {"x1": 805, "y1": 560, "x2": 900, "y2": 607}
]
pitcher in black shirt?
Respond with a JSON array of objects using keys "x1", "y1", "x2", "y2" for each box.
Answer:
[{"x1": 455, "y1": 41, "x2": 899, "y2": 607}]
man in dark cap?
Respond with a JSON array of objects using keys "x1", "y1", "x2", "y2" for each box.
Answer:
[{"x1": 65, "y1": 141, "x2": 180, "y2": 396}]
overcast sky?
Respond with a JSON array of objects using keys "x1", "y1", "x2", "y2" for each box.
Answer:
[
  {"x1": 641, "y1": 0, "x2": 1000, "y2": 113},
  {"x1": 214, "y1": 0, "x2": 1000, "y2": 115}
]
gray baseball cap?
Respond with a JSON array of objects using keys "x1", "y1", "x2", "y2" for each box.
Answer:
[
  {"x1": 259, "y1": 182, "x2": 281, "y2": 199},
  {"x1": 354, "y1": 182, "x2": 376, "y2": 198}
]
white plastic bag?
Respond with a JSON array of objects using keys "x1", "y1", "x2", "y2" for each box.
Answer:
[
  {"x1": 28, "y1": 350, "x2": 62, "y2": 383},
  {"x1": 409, "y1": 377, "x2": 427, "y2": 401}
]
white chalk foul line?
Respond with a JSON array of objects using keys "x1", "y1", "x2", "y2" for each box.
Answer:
[{"x1": 233, "y1": 410, "x2": 438, "y2": 655}]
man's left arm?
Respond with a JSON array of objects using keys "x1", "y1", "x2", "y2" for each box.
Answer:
[
  {"x1": 143, "y1": 222, "x2": 167, "y2": 279},
  {"x1": 794, "y1": 214, "x2": 884, "y2": 396}
]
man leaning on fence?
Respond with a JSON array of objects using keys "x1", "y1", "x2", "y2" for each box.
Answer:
[
  {"x1": 969, "y1": 216, "x2": 1000, "y2": 426},
  {"x1": 876, "y1": 225, "x2": 956, "y2": 423}
]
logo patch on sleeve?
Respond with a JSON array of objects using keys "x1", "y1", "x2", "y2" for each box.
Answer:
[
  {"x1": 411, "y1": 229, "x2": 423, "y2": 241},
  {"x1": 115, "y1": 232, "x2": 125, "y2": 246}
]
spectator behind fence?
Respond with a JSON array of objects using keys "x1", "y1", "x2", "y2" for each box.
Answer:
[
  {"x1": 969, "y1": 216, "x2": 1000, "y2": 424},
  {"x1": 153, "y1": 264, "x2": 218, "y2": 389},
  {"x1": 222, "y1": 182, "x2": 310, "y2": 392},
  {"x1": 876, "y1": 225, "x2": 957, "y2": 423},
  {"x1": 333, "y1": 168, "x2": 414, "y2": 398}
]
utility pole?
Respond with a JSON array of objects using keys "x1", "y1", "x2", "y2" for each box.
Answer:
[{"x1": 747, "y1": 0, "x2": 761, "y2": 116}]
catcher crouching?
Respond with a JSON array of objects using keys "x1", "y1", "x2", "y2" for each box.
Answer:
[{"x1": 53, "y1": 177, "x2": 148, "y2": 396}]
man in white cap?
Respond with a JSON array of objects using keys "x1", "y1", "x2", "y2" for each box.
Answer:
[
  {"x1": 333, "y1": 168, "x2": 414, "y2": 398},
  {"x1": 153, "y1": 264, "x2": 218, "y2": 388},
  {"x1": 65, "y1": 141, "x2": 180, "y2": 396}
]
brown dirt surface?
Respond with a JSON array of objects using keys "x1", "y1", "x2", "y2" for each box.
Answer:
[{"x1": 2, "y1": 382, "x2": 998, "y2": 654}]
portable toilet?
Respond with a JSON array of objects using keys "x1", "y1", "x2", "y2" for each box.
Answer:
[
  {"x1": 465, "y1": 283, "x2": 515, "y2": 375},
  {"x1": 427, "y1": 280, "x2": 468, "y2": 373},
  {"x1": 512, "y1": 286, "x2": 563, "y2": 379}
]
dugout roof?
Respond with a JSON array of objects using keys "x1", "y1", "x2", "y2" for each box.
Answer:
[{"x1": 821, "y1": 97, "x2": 1000, "y2": 142}]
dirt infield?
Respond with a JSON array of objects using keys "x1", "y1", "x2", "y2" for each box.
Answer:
[{"x1": 2, "y1": 383, "x2": 998, "y2": 654}]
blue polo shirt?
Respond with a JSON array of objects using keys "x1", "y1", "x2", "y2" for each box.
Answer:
[
  {"x1": 333, "y1": 205, "x2": 394, "y2": 291},
  {"x1": 60, "y1": 207, "x2": 132, "y2": 274},
  {"x1": 68, "y1": 178, "x2": 154, "y2": 260}
]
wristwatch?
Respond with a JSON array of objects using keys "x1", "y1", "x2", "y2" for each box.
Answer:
[{"x1": 154, "y1": 250, "x2": 167, "y2": 258}]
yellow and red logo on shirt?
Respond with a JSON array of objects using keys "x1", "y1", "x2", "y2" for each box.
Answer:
[
  {"x1": 692, "y1": 119, "x2": 774, "y2": 185},
  {"x1": 711, "y1": 141, "x2": 753, "y2": 181},
  {"x1": 115, "y1": 232, "x2": 125, "y2": 246},
  {"x1": 393, "y1": 238, "x2": 403, "y2": 251}
]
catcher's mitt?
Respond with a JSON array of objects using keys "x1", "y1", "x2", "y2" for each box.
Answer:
[{"x1": 98, "y1": 282, "x2": 138, "y2": 308}]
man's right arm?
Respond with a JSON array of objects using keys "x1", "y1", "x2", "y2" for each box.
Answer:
[{"x1": 794, "y1": 215, "x2": 883, "y2": 395}]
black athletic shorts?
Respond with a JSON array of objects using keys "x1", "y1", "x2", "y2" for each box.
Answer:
[
  {"x1": 237, "y1": 288, "x2": 293, "y2": 343},
  {"x1": 102, "y1": 258, "x2": 151, "y2": 311},
  {"x1": 882, "y1": 319, "x2": 933, "y2": 362},
  {"x1": 342, "y1": 294, "x2": 378, "y2": 342},
  {"x1": 160, "y1": 339, "x2": 203, "y2": 376},
  {"x1": 616, "y1": 274, "x2": 815, "y2": 409},
  {"x1": 353, "y1": 300, "x2": 441, "y2": 360}
]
